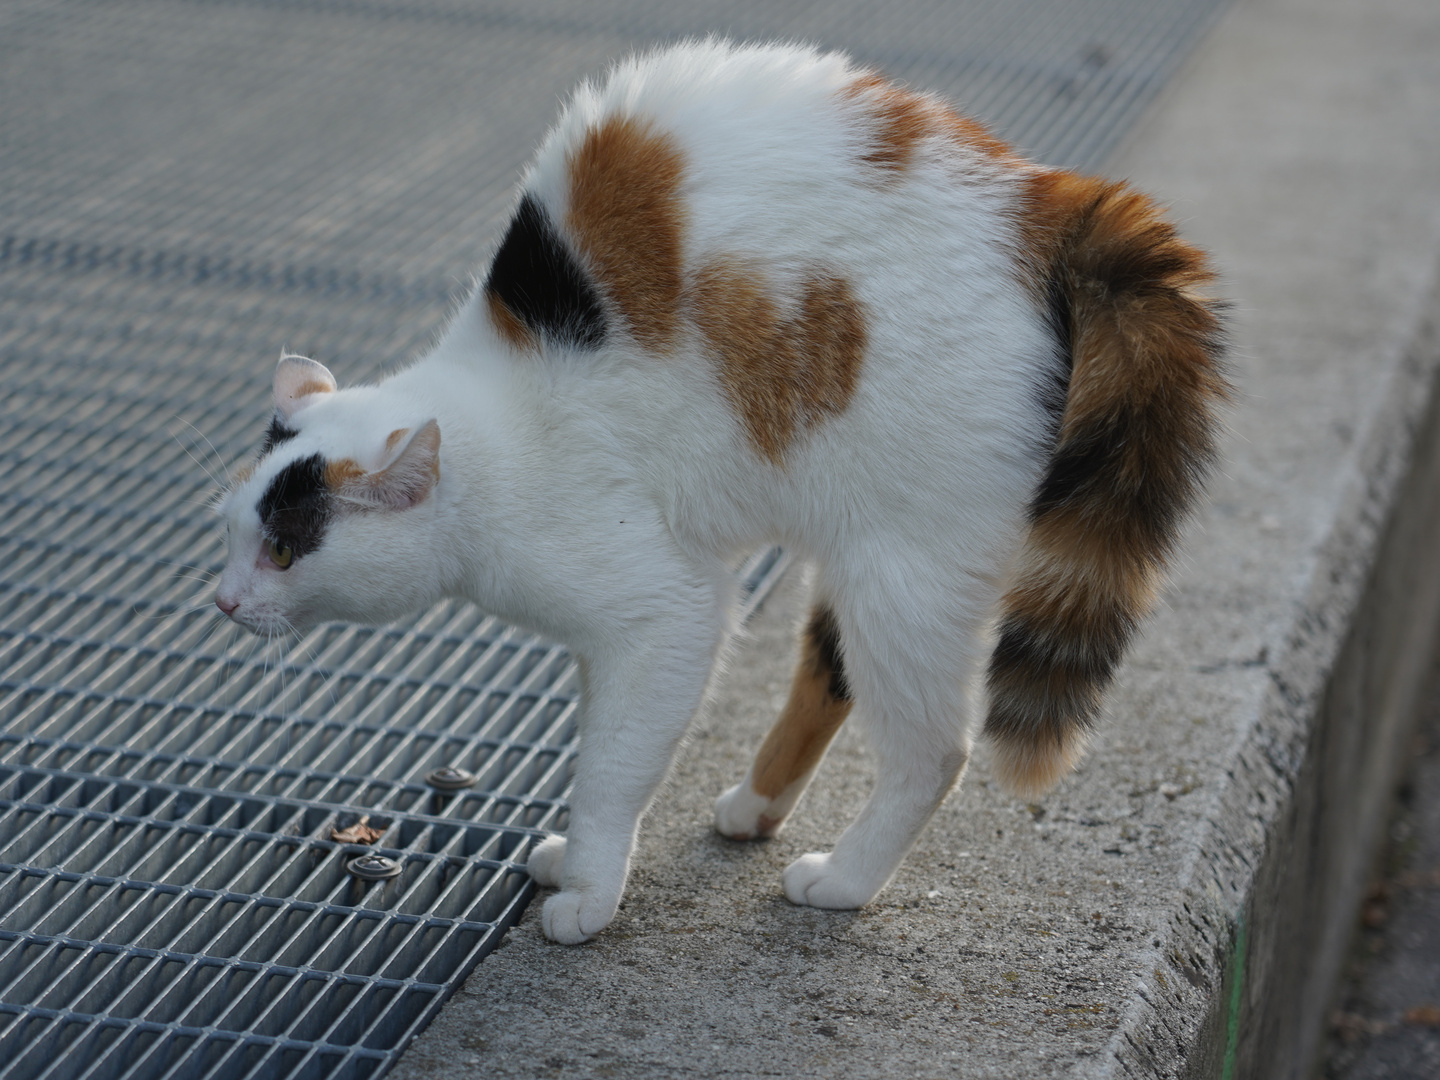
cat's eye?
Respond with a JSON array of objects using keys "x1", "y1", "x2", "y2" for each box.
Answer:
[{"x1": 266, "y1": 539, "x2": 293, "y2": 569}]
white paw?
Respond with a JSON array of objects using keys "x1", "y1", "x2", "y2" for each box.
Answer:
[
  {"x1": 782, "y1": 852, "x2": 882, "y2": 909},
  {"x1": 541, "y1": 888, "x2": 620, "y2": 944},
  {"x1": 527, "y1": 835, "x2": 566, "y2": 888},
  {"x1": 714, "y1": 782, "x2": 783, "y2": 840}
]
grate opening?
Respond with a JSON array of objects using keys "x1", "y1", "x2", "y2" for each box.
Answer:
[{"x1": 0, "y1": 1, "x2": 1230, "y2": 1077}]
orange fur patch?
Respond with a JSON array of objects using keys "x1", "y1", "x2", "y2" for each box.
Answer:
[
  {"x1": 691, "y1": 260, "x2": 866, "y2": 464},
  {"x1": 292, "y1": 379, "x2": 334, "y2": 401},
  {"x1": 1000, "y1": 559, "x2": 1158, "y2": 639},
  {"x1": 846, "y1": 73, "x2": 933, "y2": 172},
  {"x1": 486, "y1": 288, "x2": 537, "y2": 352},
  {"x1": 751, "y1": 680, "x2": 851, "y2": 800},
  {"x1": 751, "y1": 610, "x2": 854, "y2": 801},
  {"x1": 938, "y1": 109, "x2": 1013, "y2": 161},
  {"x1": 324, "y1": 458, "x2": 365, "y2": 491},
  {"x1": 1010, "y1": 521, "x2": 1166, "y2": 620},
  {"x1": 845, "y1": 72, "x2": 1012, "y2": 173},
  {"x1": 384, "y1": 428, "x2": 409, "y2": 453},
  {"x1": 566, "y1": 117, "x2": 686, "y2": 352}
]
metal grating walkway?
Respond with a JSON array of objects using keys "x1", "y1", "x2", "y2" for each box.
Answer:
[{"x1": 0, "y1": 1, "x2": 1229, "y2": 1078}]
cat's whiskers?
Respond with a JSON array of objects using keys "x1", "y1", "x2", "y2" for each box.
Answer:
[
  {"x1": 130, "y1": 564, "x2": 218, "y2": 624},
  {"x1": 235, "y1": 629, "x2": 266, "y2": 687},
  {"x1": 170, "y1": 435, "x2": 225, "y2": 493},
  {"x1": 276, "y1": 625, "x2": 299, "y2": 714},
  {"x1": 286, "y1": 620, "x2": 343, "y2": 712},
  {"x1": 169, "y1": 573, "x2": 217, "y2": 588},
  {"x1": 267, "y1": 626, "x2": 301, "y2": 762},
  {"x1": 256, "y1": 627, "x2": 278, "y2": 722},
  {"x1": 130, "y1": 601, "x2": 217, "y2": 621},
  {"x1": 152, "y1": 555, "x2": 217, "y2": 575},
  {"x1": 192, "y1": 612, "x2": 231, "y2": 653},
  {"x1": 171, "y1": 415, "x2": 232, "y2": 488}
]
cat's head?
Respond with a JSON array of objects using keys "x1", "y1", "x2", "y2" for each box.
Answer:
[{"x1": 214, "y1": 355, "x2": 446, "y2": 635}]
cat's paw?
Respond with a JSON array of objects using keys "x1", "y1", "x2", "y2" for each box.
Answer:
[
  {"x1": 541, "y1": 888, "x2": 620, "y2": 945},
  {"x1": 713, "y1": 782, "x2": 784, "y2": 840},
  {"x1": 527, "y1": 835, "x2": 566, "y2": 888},
  {"x1": 782, "y1": 852, "x2": 881, "y2": 909}
]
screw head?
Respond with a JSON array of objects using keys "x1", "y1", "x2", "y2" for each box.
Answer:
[
  {"x1": 346, "y1": 853, "x2": 402, "y2": 881},
  {"x1": 425, "y1": 766, "x2": 476, "y2": 792}
]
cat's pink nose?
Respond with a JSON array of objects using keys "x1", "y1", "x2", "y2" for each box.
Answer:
[{"x1": 215, "y1": 596, "x2": 239, "y2": 617}]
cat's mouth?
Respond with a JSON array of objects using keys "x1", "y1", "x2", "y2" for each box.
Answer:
[{"x1": 215, "y1": 597, "x2": 309, "y2": 638}]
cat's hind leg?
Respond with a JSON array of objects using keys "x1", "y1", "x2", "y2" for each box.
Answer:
[
  {"x1": 714, "y1": 605, "x2": 852, "y2": 840},
  {"x1": 781, "y1": 594, "x2": 979, "y2": 909}
]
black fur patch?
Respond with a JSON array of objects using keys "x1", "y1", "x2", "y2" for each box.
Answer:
[
  {"x1": 984, "y1": 613, "x2": 1128, "y2": 741},
  {"x1": 1029, "y1": 412, "x2": 1128, "y2": 521},
  {"x1": 990, "y1": 613, "x2": 1128, "y2": 691},
  {"x1": 806, "y1": 606, "x2": 851, "y2": 702},
  {"x1": 484, "y1": 194, "x2": 606, "y2": 349},
  {"x1": 257, "y1": 453, "x2": 330, "y2": 558},
  {"x1": 262, "y1": 415, "x2": 299, "y2": 455},
  {"x1": 1034, "y1": 272, "x2": 1073, "y2": 440},
  {"x1": 1028, "y1": 403, "x2": 1209, "y2": 563}
]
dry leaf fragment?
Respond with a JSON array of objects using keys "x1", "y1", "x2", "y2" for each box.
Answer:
[
  {"x1": 331, "y1": 815, "x2": 384, "y2": 845},
  {"x1": 1329, "y1": 1011, "x2": 1392, "y2": 1043},
  {"x1": 1358, "y1": 881, "x2": 1391, "y2": 928},
  {"x1": 1394, "y1": 866, "x2": 1440, "y2": 889},
  {"x1": 1403, "y1": 1004, "x2": 1440, "y2": 1028}
]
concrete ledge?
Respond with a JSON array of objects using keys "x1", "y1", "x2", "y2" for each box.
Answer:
[
  {"x1": 394, "y1": 0, "x2": 1440, "y2": 1076},
  {"x1": 1183, "y1": 272, "x2": 1440, "y2": 1080},
  {"x1": 1121, "y1": 265, "x2": 1440, "y2": 1080}
]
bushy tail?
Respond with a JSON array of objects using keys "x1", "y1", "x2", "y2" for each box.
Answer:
[{"x1": 985, "y1": 171, "x2": 1230, "y2": 798}]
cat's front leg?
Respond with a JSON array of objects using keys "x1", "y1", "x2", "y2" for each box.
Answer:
[
  {"x1": 534, "y1": 615, "x2": 722, "y2": 944},
  {"x1": 525, "y1": 835, "x2": 566, "y2": 887}
]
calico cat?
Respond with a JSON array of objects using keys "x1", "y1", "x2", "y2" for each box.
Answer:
[{"x1": 214, "y1": 41, "x2": 1227, "y2": 944}]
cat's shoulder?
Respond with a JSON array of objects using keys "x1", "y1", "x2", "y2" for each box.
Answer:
[
  {"x1": 552, "y1": 40, "x2": 857, "y2": 138},
  {"x1": 522, "y1": 41, "x2": 865, "y2": 206}
]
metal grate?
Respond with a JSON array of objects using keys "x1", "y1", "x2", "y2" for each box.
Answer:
[
  {"x1": 0, "y1": 1, "x2": 1228, "y2": 1078},
  {"x1": 0, "y1": 555, "x2": 785, "y2": 1080}
]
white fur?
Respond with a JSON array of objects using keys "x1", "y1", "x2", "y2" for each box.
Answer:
[{"x1": 215, "y1": 41, "x2": 1061, "y2": 943}]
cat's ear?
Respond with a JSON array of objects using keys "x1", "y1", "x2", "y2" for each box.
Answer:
[
  {"x1": 365, "y1": 420, "x2": 442, "y2": 509},
  {"x1": 274, "y1": 354, "x2": 337, "y2": 420}
]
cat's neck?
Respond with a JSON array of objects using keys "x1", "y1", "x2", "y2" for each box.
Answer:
[{"x1": 381, "y1": 296, "x2": 647, "y2": 646}]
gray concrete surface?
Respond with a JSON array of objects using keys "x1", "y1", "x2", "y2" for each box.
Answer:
[
  {"x1": 1321, "y1": 653, "x2": 1440, "y2": 1080},
  {"x1": 390, "y1": 0, "x2": 1440, "y2": 1077}
]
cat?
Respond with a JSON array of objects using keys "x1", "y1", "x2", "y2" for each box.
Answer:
[{"x1": 214, "y1": 40, "x2": 1227, "y2": 944}]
